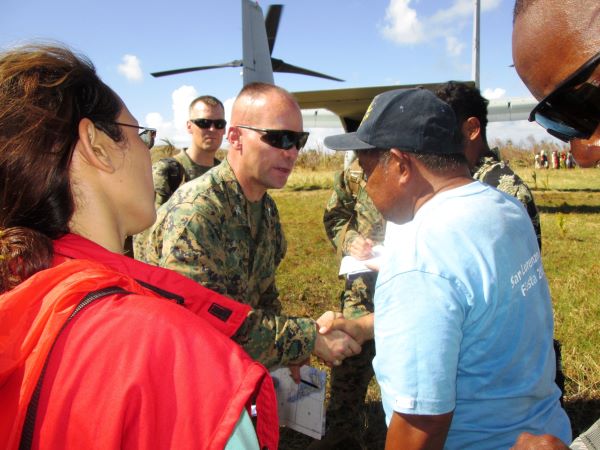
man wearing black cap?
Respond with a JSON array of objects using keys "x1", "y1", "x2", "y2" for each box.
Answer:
[{"x1": 322, "y1": 88, "x2": 570, "y2": 449}]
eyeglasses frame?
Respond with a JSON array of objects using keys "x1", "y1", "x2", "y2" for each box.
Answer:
[{"x1": 112, "y1": 122, "x2": 157, "y2": 149}]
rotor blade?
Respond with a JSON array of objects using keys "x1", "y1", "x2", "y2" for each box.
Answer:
[
  {"x1": 151, "y1": 60, "x2": 243, "y2": 78},
  {"x1": 270, "y1": 58, "x2": 344, "y2": 82},
  {"x1": 265, "y1": 4, "x2": 283, "y2": 55}
]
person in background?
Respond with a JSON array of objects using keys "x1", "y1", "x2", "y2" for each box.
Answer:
[
  {"x1": 552, "y1": 150, "x2": 560, "y2": 169},
  {"x1": 436, "y1": 81, "x2": 542, "y2": 250},
  {"x1": 314, "y1": 154, "x2": 386, "y2": 449},
  {"x1": 152, "y1": 95, "x2": 225, "y2": 209},
  {"x1": 138, "y1": 82, "x2": 361, "y2": 374},
  {"x1": 323, "y1": 88, "x2": 570, "y2": 449},
  {"x1": 0, "y1": 44, "x2": 279, "y2": 450},
  {"x1": 132, "y1": 95, "x2": 225, "y2": 259}
]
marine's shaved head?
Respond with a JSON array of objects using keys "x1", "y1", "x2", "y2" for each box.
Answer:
[
  {"x1": 512, "y1": 0, "x2": 600, "y2": 99},
  {"x1": 512, "y1": 0, "x2": 600, "y2": 167},
  {"x1": 230, "y1": 82, "x2": 299, "y2": 126}
]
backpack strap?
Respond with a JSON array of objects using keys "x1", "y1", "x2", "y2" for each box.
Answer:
[{"x1": 19, "y1": 286, "x2": 130, "y2": 450}]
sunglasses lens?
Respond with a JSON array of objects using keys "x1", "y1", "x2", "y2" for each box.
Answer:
[
  {"x1": 534, "y1": 112, "x2": 589, "y2": 142},
  {"x1": 297, "y1": 132, "x2": 309, "y2": 150},
  {"x1": 530, "y1": 52, "x2": 600, "y2": 141},
  {"x1": 261, "y1": 131, "x2": 286, "y2": 149},
  {"x1": 262, "y1": 131, "x2": 309, "y2": 150},
  {"x1": 193, "y1": 119, "x2": 226, "y2": 129}
]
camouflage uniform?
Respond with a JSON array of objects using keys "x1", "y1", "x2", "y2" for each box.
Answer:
[
  {"x1": 320, "y1": 160, "x2": 386, "y2": 446},
  {"x1": 152, "y1": 149, "x2": 220, "y2": 209},
  {"x1": 131, "y1": 151, "x2": 220, "y2": 259},
  {"x1": 138, "y1": 159, "x2": 316, "y2": 369},
  {"x1": 473, "y1": 148, "x2": 542, "y2": 249}
]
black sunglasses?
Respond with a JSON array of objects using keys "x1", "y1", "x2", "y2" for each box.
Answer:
[
  {"x1": 528, "y1": 50, "x2": 600, "y2": 142},
  {"x1": 237, "y1": 125, "x2": 309, "y2": 151},
  {"x1": 190, "y1": 118, "x2": 227, "y2": 130}
]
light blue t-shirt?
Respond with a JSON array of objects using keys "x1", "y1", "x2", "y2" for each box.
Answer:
[
  {"x1": 225, "y1": 410, "x2": 259, "y2": 450},
  {"x1": 374, "y1": 181, "x2": 571, "y2": 449}
]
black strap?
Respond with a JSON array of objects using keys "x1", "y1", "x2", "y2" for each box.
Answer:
[{"x1": 19, "y1": 286, "x2": 129, "y2": 450}]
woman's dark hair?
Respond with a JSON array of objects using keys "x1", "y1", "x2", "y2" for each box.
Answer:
[{"x1": 0, "y1": 44, "x2": 123, "y2": 293}]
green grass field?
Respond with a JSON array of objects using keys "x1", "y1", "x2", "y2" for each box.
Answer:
[{"x1": 272, "y1": 166, "x2": 600, "y2": 448}]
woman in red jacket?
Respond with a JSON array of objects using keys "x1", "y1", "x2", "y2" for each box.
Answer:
[{"x1": 0, "y1": 44, "x2": 278, "y2": 450}]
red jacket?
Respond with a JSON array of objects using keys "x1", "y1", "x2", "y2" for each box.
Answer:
[{"x1": 0, "y1": 234, "x2": 279, "y2": 450}]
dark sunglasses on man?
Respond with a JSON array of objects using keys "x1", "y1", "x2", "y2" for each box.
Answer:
[
  {"x1": 190, "y1": 118, "x2": 227, "y2": 130},
  {"x1": 237, "y1": 125, "x2": 309, "y2": 151},
  {"x1": 528, "y1": 50, "x2": 600, "y2": 142}
]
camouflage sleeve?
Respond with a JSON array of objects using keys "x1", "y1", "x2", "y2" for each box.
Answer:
[
  {"x1": 152, "y1": 159, "x2": 184, "y2": 209},
  {"x1": 323, "y1": 170, "x2": 359, "y2": 254},
  {"x1": 233, "y1": 310, "x2": 317, "y2": 368},
  {"x1": 155, "y1": 201, "x2": 316, "y2": 369}
]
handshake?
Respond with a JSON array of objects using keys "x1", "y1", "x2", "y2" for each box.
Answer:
[
  {"x1": 288, "y1": 311, "x2": 374, "y2": 384},
  {"x1": 312, "y1": 310, "x2": 375, "y2": 367}
]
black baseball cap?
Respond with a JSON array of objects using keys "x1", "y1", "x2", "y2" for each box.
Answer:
[{"x1": 324, "y1": 88, "x2": 461, "y2": 154}]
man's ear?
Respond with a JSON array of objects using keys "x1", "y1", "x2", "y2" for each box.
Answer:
[
  {"x1": 389, "y1": 149, "x2": 412, "y2": 182},
  {"x1": 463, "y1": 117, "x2": 481, "y2": 142},
  {"x1": 186, "y1": 120, "x2": 193, "y2": 135},
  {"x1": 227, "y1": 126, "x2": 242, "y2": 150},
  {"x1": 76, "y1": 118, "x2": 116, "y2": 173}
]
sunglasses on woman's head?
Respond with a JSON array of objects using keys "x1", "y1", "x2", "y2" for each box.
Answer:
[
  {"x1": 190, "y1": 118, "x2": 227, "y2": 130},
  {"x1": 113, "y1": 122, "x2": 157, "y2": 148},
  {"x1": 237, "y1": 125, "x2": 309, "y2": 151},
  {"x1": 528, "y1": 51, "x2": 600, "y2": 142}
]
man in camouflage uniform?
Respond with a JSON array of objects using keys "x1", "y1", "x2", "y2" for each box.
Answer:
[
  {"x1": 436, "y1": 81, "x2": 542, "y2": 249},
  {"x1": 132, "y1": 96, "x2": 226, "y2": 259},
  {"x1": 138, "y1": 82, "x2": 360, "y2": 370},
  {"x1": 152, "y1": 95, "x2": 225, "y2": 209},
  {"x1": 315, "y1": 154, "x2": 386, "y2": 449}
]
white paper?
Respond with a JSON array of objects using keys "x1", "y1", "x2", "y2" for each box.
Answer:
[
  {"x1": 271, "y1": 366, "x2": 327, "y2": 440},
  {"x1": 338, "y1": 245, "x2": 385, "y2": 276}
]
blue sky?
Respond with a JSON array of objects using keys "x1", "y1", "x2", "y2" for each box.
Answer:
[{"x1": 3, "y1": 0, "x2": 558, "y2": 148}]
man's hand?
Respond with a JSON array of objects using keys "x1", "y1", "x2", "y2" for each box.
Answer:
[
  {"x1": 510, "y1": 432, "x2": 569, "y2": 450},
  {"x1": 318, "y1": 312, "x2": 375, "y2": 346},
  {"x1": 313, "y1": 311, "x2": 361, "y2": 366},
  {"x1": 348, "y1": 236, "x2": 375, "y2": 260},
  {"x1": 288, "y1": 358, "x2": 310, "y2": 384}
]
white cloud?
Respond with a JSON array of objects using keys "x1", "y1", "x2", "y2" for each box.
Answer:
[
  {"x1": 117, "y1": 54, "x2": 143, "y2": 82},
  {"x1": 380, "y1": 0, "x2": 501, "y2": 58},
  {"x1": 145, "y1": 87, "x2": 238, "y2": 149},
  {"x1": 446, "y1": 36, "x2": 464, "y2": 57},
  {"x1": 483, "y1": 87, "x2": 507, "y2": 100},
  {"x1": 380, "y1": 0, "x2": 425, "y2": 44},
  {"x1": 482, "y1": 0, "x2": 502, "y2": 11},
  {"x1": 144, "y1": 85, "x2": 196, "y2": 147}
]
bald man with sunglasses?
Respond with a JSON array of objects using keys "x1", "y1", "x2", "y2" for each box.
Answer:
[
  {"x1": 511, "y1": 1, "x2": 600, "y2": 448},
  {"x1": 139, "y1": 82, "x2": 361, "y2": 372},
  {"x1": 512, "y1": 0, "x2": 600, "y2": 167},
  {"x1": 151, "y1": 95, "x2": 226, "y2": 209}
]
